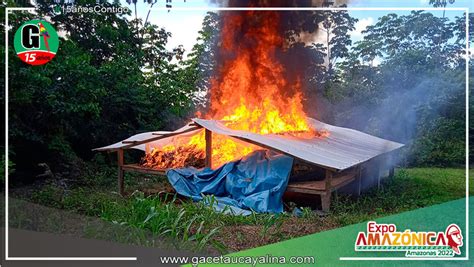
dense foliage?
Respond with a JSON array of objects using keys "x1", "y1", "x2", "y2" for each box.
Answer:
[
  {"x1": 1, "y1": 1, "x2": 471, "y2": 183},
  {"x1": 323, "y1": 11, "x2": 472, "y2": 167},
  {"x1": 2, "y1": 1, "x2": 201, "y2": 177}
]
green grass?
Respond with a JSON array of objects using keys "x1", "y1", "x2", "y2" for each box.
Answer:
[
  {"x1": 27, "y1": 182, "x2": 287, "y2": 252},
  {"x1": 330, "y1": 168, "x2": 470, "y2": 225},
  {"x1": 23, "y1": 167, "x2": 470, "y2": 252}
]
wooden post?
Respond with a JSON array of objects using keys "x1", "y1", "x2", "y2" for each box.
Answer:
[
  {"x1": 388, "y1": 150, "x2": 400, "y2": 179},
  {"x1": 375, "y1": 158, "x2": 381, "y2": 190},
  {"x1": 117, "y1": 149, "x2": 125, "y2": 196},
  {"x1": 387, "y1": 151, "x2": 395, "y2": 179},
  {"x1": 357, "y1": 165, "x2": 362, "y2": 197},
  {"x1": 205, "y1": 129, "x2": 212, "y2": 168},
  {"x1": 321, "y1": 169, "x2": 333, "y2": 212},
  {"x1": 389, "y1": 167, "x2": 395, "y2": 179}
]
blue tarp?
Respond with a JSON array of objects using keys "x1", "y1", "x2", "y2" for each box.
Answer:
[{"x1": 166, "y1": 150, "x2": 293, "y2": 215}]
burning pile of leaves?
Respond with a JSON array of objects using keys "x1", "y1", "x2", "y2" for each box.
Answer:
[{"x1": 140, "y1": 145, "x2": 206, "y2": 170}]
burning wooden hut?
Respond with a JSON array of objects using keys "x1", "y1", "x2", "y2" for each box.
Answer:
[
  {"x1": 96, "y1": 5, "x2": 404, "y2": 211},
  {"x1": 95, "y1": 118, "x2": 403, "y2": 211}
]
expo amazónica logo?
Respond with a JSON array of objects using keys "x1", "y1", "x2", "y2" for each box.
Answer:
[
  {"x1": 355, "y1": 221, "x2": 464, "y2": 257},
  {"x1": 14, "y1": 20, "x2": 59, "y2": 66}
]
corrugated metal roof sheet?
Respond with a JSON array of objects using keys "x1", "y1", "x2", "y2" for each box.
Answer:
[
  {"x1": 192, "y1": 118, "x2": 403, "y2": 170},
  {"x1": 93, "y1": 124, "x2": 202, "y2": 152},
  {"x1": 95, "y1": 118, "x2": 404, "y2": 171}
]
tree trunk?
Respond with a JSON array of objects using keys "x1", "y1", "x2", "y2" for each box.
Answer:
[{"x1": 144, "y1": 2, "x2": 155, "y2": 27}]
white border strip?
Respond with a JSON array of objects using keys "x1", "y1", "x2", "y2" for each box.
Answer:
[
  {"x1": 4, "y1": 6, "x2": 11, "y2": 261},
  {"x1": 464, "y1": 5, "x2": 470, "y2": 261},
  {"x1": 4, "y1": 5, "x2": 470, "y2": 262},
  {"x1": 150, "y1": 7, "x2": 468, "y2": 11},
  {"x1": 6, "y1": 257, "x2": 138, "y2": 261}
]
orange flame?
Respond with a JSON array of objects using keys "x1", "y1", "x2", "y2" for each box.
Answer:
[{"x1": 143, "y1": 11, "x2": 327, "y2": 169}]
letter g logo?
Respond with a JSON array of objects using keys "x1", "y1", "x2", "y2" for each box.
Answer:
[
  {"x1": 14, "y1": 20, "x2": 59, "y2": 65},
  {"x1": 21, "y1": 24, "x2": 40, "y2": 49}
]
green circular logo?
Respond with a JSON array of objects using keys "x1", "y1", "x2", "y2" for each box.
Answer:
[{"x1": 14, "y1": 20, "x2": 59, "y2": 66}]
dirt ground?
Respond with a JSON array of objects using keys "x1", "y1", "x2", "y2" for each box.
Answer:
[{"x1": 215, "y1": 216, "x2": 340, "y2": 252}]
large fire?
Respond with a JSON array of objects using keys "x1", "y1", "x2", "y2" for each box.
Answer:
[{"x1": 141, "y1": 10, "x2": 328, "y2": 169}]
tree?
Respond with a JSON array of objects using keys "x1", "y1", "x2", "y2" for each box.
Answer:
[
  {"x1": 329, "y1": 11, "x2": 470, "y2": 166},
  {"x1": 291, "y1": 9, "x2": 357, "y2": 120},
  {"x1": 125, "y1": 0, "x2": 186, "y2": 31},
  {"x1": 352, "y1": 11, "x2": 472, "y2": 68},
  {"x1": 3, "y1": 1, "x2": 198, "y2": 177},
  {"x1": 318, "y1": 10, "x2": 357, "y2": 80},
  {"x1": 429, "y1": 0, "x2": 456, "y2": 18},
  {"x1": 182, "y1": 12, "x2": 220, "y2": 109}
]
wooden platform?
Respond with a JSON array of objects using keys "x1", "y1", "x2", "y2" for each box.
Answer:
[
  {"x1": 287, "y1": 171, "x2": 357, "y2": 195},
  {"x1": 116, "y1": 150, "x2": 363, "y2": 212},
  {"x1": 286, "y1": 169, "x2": 359, "y2": 211},
  {"x1": 122, "y1": 164, "x2": 167, "y2": 175}
]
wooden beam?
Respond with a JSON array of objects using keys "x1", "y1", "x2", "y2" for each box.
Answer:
[
  {"x1": 120, "y1": 125, "x2": 202, "y2": 149},
  {"x1": 286, "y1": 170, "x2": 357, "y2": 194},
  {"x1": 205, "y1": 129, "x2": 212, "y2": 168},
  {"x1": 324, "y1": 169, "x2": 333, "y2": 191},
  {"x1": 321, "y1": 193, "x2": 331, "y2": 212},
  {"x1": 150, "y1": 125, "x2": 201, "y2": 136},
  {"x1": 375, "y1": 158, "x2": 381, "y2": 189},
  {"x1": 121, "y1": 140, "x2": 140, "y2": 144},
  {"x1": 122, "y1": 164, "x2": 167, "y2": 175},
  {"x1": 389, "y1": 167, "x2": 395, "y2": 179},
  {"x1": 357, "y1": 165, "x2": 362, "y2": 196},
  {"x1": 117, "y1": 149, "x2": 125, "y2": 196},
  {"x1": 321, "y1": 169, "x2": 333, "y2": 211}
]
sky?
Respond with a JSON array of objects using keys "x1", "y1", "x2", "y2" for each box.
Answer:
[
  {"x1": 120, "y1": 0, "x2": 213, "y2": 54},
  {"x1": 119, "y1": 0, "x2": 473, "y2": 56}
]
